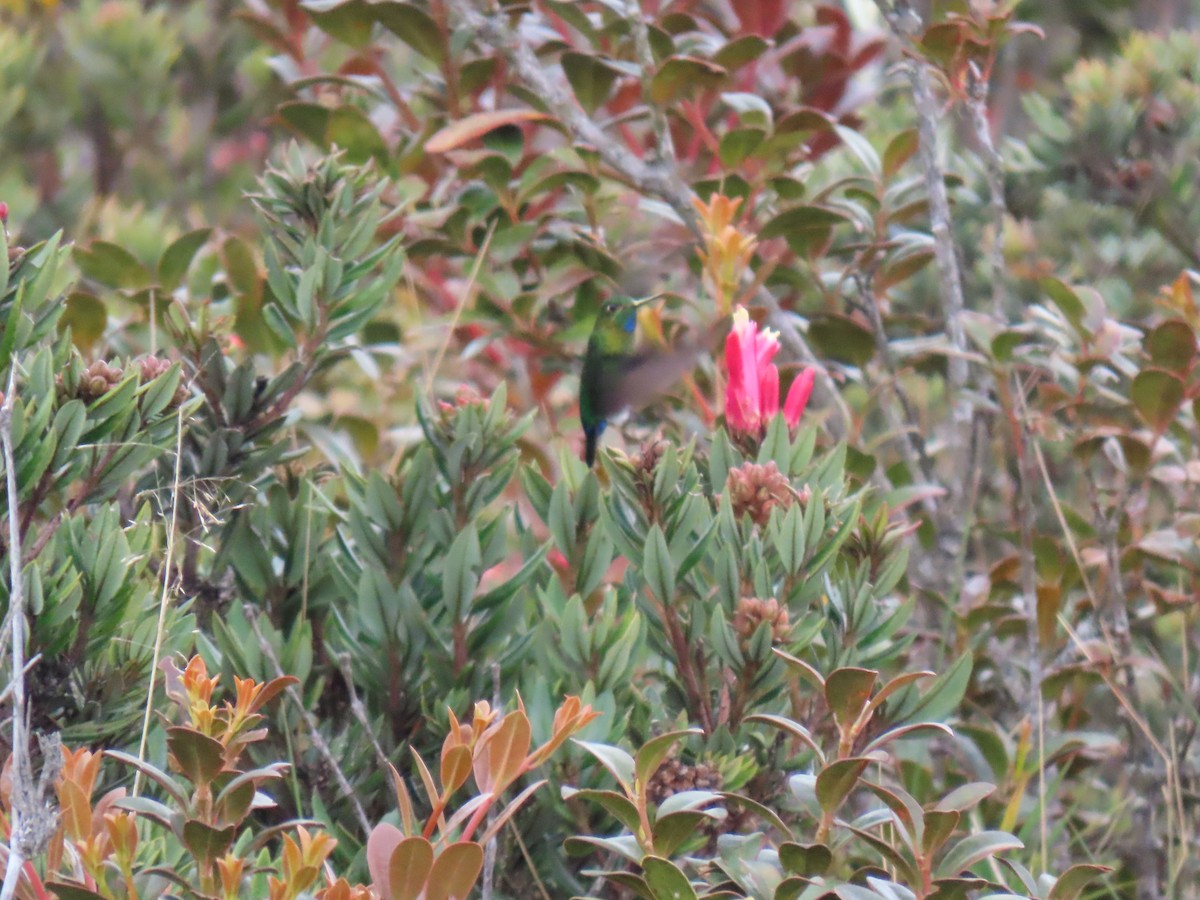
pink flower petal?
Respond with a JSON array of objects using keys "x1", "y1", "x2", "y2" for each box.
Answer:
[
  {"x1": 760, "y1": 363, "x2": 779, "y2": 422},
  {"x1": 784, "y1": 368, "x2": 815, "y2": 428}
]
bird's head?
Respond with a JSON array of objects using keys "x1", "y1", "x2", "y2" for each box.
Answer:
[{"x1": 589, "y1": 293, "x2": 662, "y2": 351}]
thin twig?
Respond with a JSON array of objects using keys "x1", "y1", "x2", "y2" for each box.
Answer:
[
  {"x1": 1008, "y1": 375, "x2": 1047, "y2": 866},
  {"x1": 0, "y1": 655, "x2": 41, "y2": 707},
  {"x1": 425, "y1": 219, "x2": 497, "y2": 396},
  {"x1": 133, "y1": 406, "x2": 185, "y2": 797},
  {"x1": 965, "y1": 61, "x2": 1008, "y2": 319},
  {"x1": 248, "y1": 613, "x2": 373, "y2": 837},
  {"x1": 333, "y1": 653, "x2": 392, "y2": 776},
  {"x1": 480, "y1": 663, "x2": 501, "y2": 900},
  {"x1": 0, "y1": 367, "x2": 27, "y2": 900}
]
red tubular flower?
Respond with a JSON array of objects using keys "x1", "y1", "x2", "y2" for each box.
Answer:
[{"x1": 724, "y1": 306, "x2": 813, "y2": 435}]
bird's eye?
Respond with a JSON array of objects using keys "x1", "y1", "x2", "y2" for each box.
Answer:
[{"x1": 603, "y1": 303, "x2": 616, "y2": 314}]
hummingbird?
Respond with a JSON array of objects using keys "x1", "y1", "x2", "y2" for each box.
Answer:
[{"x1": 579, "y1": 293, "x2": 710, "y2": 468}]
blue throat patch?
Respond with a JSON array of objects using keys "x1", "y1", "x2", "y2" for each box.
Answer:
[{"x1": 622, "y1": 314, "x2": 636, "y2": 334}]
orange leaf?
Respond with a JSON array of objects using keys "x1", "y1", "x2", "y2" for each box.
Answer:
[
  {"x1": 388, "y1": 836, "x2": 434, "y2": 900},
  {"x1": 425, "y1": 110, "x2": 551, "y2": 153},
  {"x1": 424, "y1": 842, "x2": 484, "y2": 900},
  {"x1": 440, "y1": 745, "x2": 472, "y2": 798},
  {"x1": 473, "y1": 711, "x2": 531, "y2": 794}
]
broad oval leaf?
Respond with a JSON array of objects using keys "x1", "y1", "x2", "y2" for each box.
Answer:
[
  {"x1": 424, "y1": 841, "x2": 484, "y2": 900},
  {"x1": 642, "y1": 855, "x2": 698, "y2": 900},
  {"x1": 824, "y1": 667, "x2": 877, "y2": 731},
  {"x1": 649, "y1": 56, "x2": 726, "y2": 105},
  {"x1": 935, "y1": 830, "x2": 1023, "y2": 878},
  {"x1": 1131, "y1": 369, "x2": 1184, "y2": 432},
  {"x1": 573, "y1": 739, "x2": 636, "y2": 794},
  {"x1": 636, "y1": 728, "x2": 702, "y2": 788},
  {"x1": 390, "y1": 835, "x2": 434, "y2": 900},
  {"x1": 814, "y1": 757, "x2": 870, "y2": 814}
]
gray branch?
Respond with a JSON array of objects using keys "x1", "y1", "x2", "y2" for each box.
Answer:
[
  {"x1": 966, "y1": 61, "x2": 1008, "y2": 319},
  {"x1": 446, "y1": 0, "x2": 700, "y2": 237}
]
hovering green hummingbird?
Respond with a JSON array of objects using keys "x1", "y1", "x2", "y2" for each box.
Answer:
[{"x1": 580, "y1": 293, "x2": 708, "y2": 468}]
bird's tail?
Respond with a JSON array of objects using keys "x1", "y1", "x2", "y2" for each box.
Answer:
[{"x1": 584, "y1": 426, "x2": 599, "y2": 468}]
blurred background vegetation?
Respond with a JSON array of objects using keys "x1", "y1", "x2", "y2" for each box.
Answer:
[{"x1": 1, "y1": 0, "x2": 1199, "y2": 896}]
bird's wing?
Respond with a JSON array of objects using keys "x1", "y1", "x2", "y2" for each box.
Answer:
[{"x1": 610, "y1": 317, "x2": 729, "y2": 412}]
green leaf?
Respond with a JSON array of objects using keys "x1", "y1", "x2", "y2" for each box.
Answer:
[
  {"x1": 1131, "y1": 369, "x2": 1184, "y2": 432},
  {"x1": 650, "y1": 811, "x2": 710, "y2": 858},
  {"x1": 882, "y1": 128, "x2": 920, "y2": 178},
  {"x1": 441, "y1": 526, "x2": 481, "y2": 619},
  {"x1": 835, "y1": 124, "x2": 881, "y2": 177},
  {"x1": 636, "y1": 729, "x2": 702, "y2": 789},
  {"x1": 221, "y1": 236, "x2": 259, "y2": 297},
  {"x1": 649, "y1": 56, "x2": 726, "y2": 105},
  {"x1": 59, "y1": 292, "x2": 107, "y2": 352},
  {"x1": 808, "y1": 313, "x2": 875, "y2": 367},
  {"x1": 760, "y1": 206, "x2": 848, "y2": 256},
  {"x1": 303, "y1": 0, "x2": 375, "y2": 47},
  {"x1": 1046, "y1": 864, "x2": 1114, "y2": 900},
  {"x1": 921, "y1": 809, "x2": 960, "y2": 856},
  {"x1": 560, "y1": 787, "x2": 641, "y2": 834},
  {"x1": 642, "y1": 524, "x2": 675, "y2": 603},
  {"x1": 718, "y1": 127, "x2": 766, "y2": 167},
  {"x1": 745, "y1": 714, "x2": 824, "y2": 763},
  {"x1": 561, "y1": 51, "x2": 622, "y2": 114},
  {"x1": 1042, "y1": 278, "x2": 1087, "y2": 335},
  {"x1": 935, "y1": 830, "x2": 1022, "y2": 878},
  {"x1": 824, "y1": 667, "x2": 877, "y2": 731},
  {"x1": 779, "y1": 842, "x2": 832, "y2": 876},
  {"x1": 327, "y1": 105, "x2": 389, "y2": 164},
  {"x1": 713, "y1": 35, "x2": 770, "y2": 71},
  {"x1": 158, "y1": 228, "x2": 211, "y2": 293},
  {"x1": 642, "y1": 856, "x2": 697, "y2": 900},
  {"x1": 548, "y1": 480, "x2": 575, "y2": 558},
  {"x1": 167, "y1": 726, "x2": 225, "y2": 789},
  {"x1": 1145, "y1": 319, "x2": 1196, "y2": 372},
  {"x1": 934, "y1": 782, "x2": 995, "y2": 813},
  {"x1": 181, "y1": 820, "x2": 237, "y2": 866},
  {"x1": 814, "y1": 757, "x2": 870, "y2": 814},
  {"x1": 73, "y1": 241, "x2": 152, "y2": 290},
  {"x1": 375, "y1": 1, "x2": 445, "y2": 63},
  {"x1": 279, "y1": 102, "x2": 332, "y2": 147},
  {"x1": 894, "y1": 651, "x2": 972, "y2": 724},
  {"x1": 574, "y1": 740, "x2": 636, "y2": 795}
]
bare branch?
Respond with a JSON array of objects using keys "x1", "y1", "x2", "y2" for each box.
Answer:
[{"x1": 966, "y1": 61, "x2": 1008, "y2": 318}]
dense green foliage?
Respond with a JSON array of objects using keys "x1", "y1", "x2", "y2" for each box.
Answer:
[{"x1": 0, "y1": 0, "x2": 1197, "y2": 897}]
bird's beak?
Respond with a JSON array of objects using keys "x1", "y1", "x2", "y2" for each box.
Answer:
[{"x1": 633, "y1": 292, "x2": 667, "y2": 308}]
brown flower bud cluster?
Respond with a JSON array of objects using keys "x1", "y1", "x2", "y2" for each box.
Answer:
[
  {"x1": 77, "y1": 360, "x2": 125, "y2": 402},
  {"x1": 727, "y1": 460, "x2": 801, "y2": 527},
  {"x1": 732, "y1": 596, "x2": 790, "y2": 646},
  {"x1": 138, "y1": 355, "x2": 189, "y2": 408},
  {"x1": 645, "y1": 755, "x2": 722, "y2": 808},
  {"x1": 631, "y1": 438, "x2": 666, "y2": 477}
]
